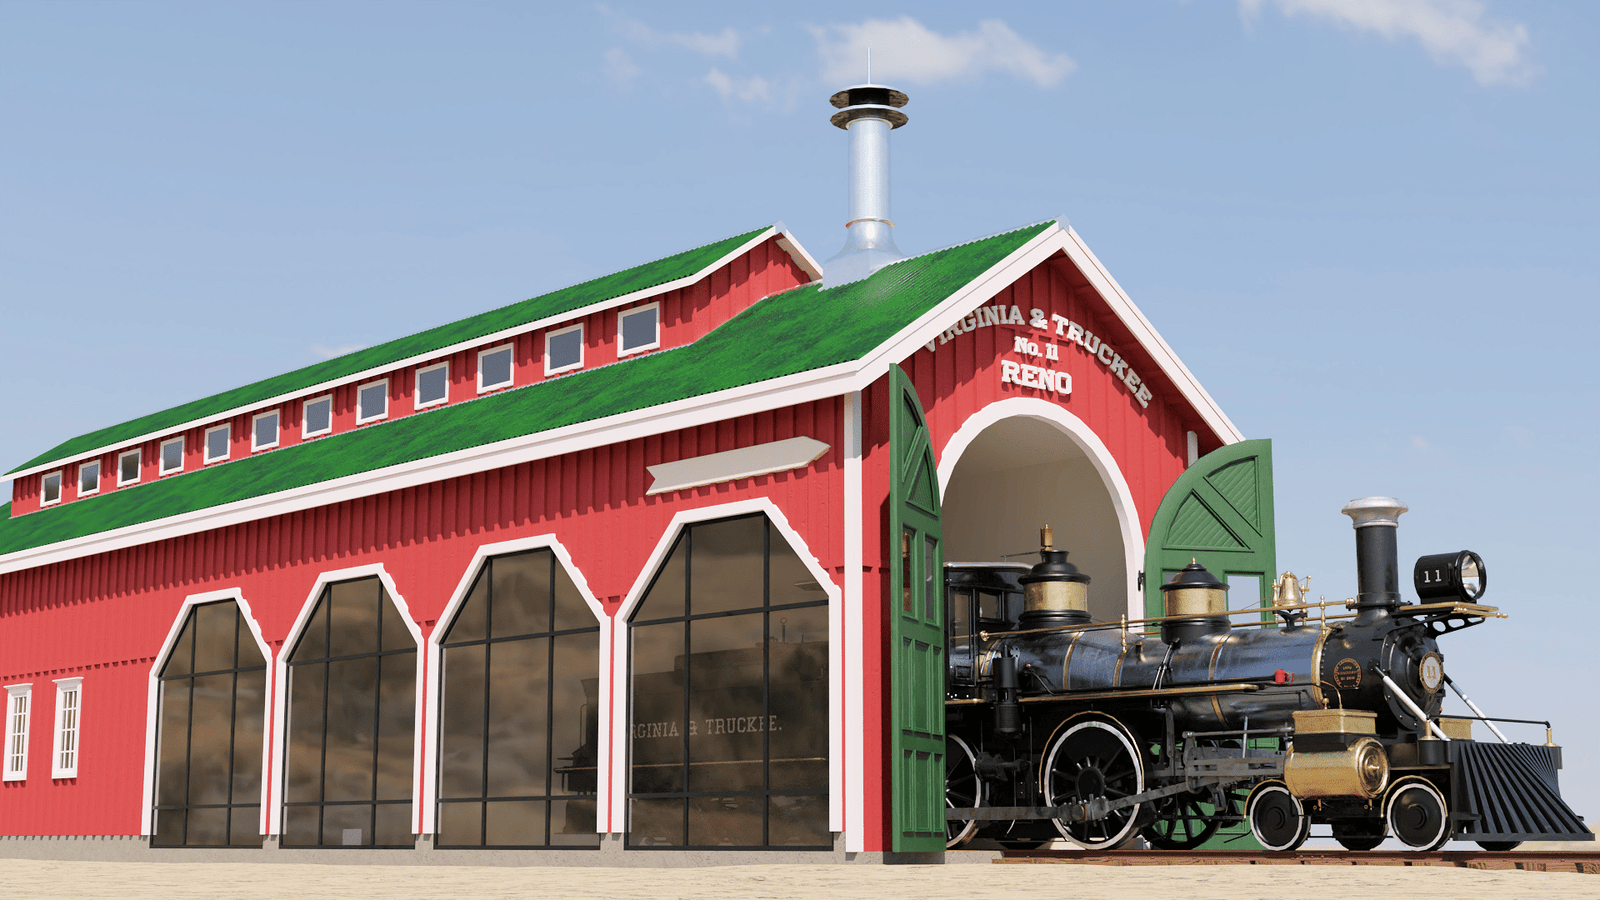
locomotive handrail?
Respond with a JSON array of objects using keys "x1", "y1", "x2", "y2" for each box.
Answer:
[{"x1": 979, "y1": 599, "x2": 1360, "y2": 640}]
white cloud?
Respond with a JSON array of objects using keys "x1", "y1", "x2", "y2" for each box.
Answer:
[
  {"x1": 1411, "y1": 435, "x2": 1430, "y2": 451},
  {"x1": 598, "y1": 4, "x2": 742, "y2": 58},
  {"x1": 311, "y1": 344, "x2": 367, "y2": 360},
  {"x1": 1240, "y1": 0, "x2": 1530, "y2": 85},
  {"x1": 602, "y1": 46, "x2": 641, "y2": 86},
  {"x1": 811, "y1": 17, "x2": 1075, "y2": 88},
  {"x1": 705, "y1": 68, "x2": 773, "y2": 104}
]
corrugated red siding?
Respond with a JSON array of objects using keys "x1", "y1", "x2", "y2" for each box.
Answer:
[{"x1": 0, "y1": 397, "x2": 845, "y2": 836}]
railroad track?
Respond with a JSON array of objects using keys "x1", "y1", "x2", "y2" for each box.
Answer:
[{"x1": 995, "y1": 848, "x2": 1600, "y2": 874}]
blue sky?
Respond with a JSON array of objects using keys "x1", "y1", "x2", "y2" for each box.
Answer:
[{"x1": 3, "y1": 2, "x2": 1597, "y2": 837}]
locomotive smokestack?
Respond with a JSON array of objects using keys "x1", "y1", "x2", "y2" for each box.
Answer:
[
  {"x1": 822, "y1": 83, "x2": 909, "y2": 288},
  {"x1": 1341, "y1": 497, "x2": 1408, "y2": 616}
]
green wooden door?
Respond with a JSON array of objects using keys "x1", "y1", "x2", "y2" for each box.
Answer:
[
  {"x1": 1143, "y1": 439, "x2": 1277, "y2": 618},
  {"x1": 887, "y1": 364, "x2": 946, "y2": 852}
]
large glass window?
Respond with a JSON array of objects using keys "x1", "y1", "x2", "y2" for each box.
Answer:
[
  {"x1": 282, "y1": 577, "x2": 416, "y2": 848},
  {"x1": 628, "y1": 514, "x2": 830, "y2": 849},
  {"x1": 152, "y1": 601, "x2": 267, "y2": 847},
  {"x1": 436, "y1": 549, "x2": 600, "y2": 848}
]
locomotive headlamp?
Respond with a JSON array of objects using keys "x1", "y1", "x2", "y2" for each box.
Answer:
[{"x1": 1413, "y1": 551, "x2": 1487, "y2": 603}]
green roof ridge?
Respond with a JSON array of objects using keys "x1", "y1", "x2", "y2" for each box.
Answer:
[
  {"x1": 0, "y1": 220, "x2": 1050, "y2": 558},
  {"x1": 8, "y1": 226, "x2": 775, "y2": 476}
]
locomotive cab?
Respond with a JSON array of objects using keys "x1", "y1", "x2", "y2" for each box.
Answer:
[{"x1": 944, "y1": 563, "x2": 1027, "y2": 699}]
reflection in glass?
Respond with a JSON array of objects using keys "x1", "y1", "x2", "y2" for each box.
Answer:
[
  {"x1": 628, "y1": 514, "x2": 830, "y2": 849},
  {"x1": 151, "y1": 601, "x2": 268, "y2": 847},
  {"x1": 437, "y1": 549, "x2": 600, "y2": 848},
  {"x1": 282, "y1": 577, "x2": 416, "y2": 847}
]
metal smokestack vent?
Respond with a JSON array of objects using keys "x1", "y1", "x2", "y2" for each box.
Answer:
[
  {"x1": 1341, "y1": 497, "x2": 1409, "y2": 615},
  {"x1": 823, "y1": 84, "x2": 909, "y2": 288}
]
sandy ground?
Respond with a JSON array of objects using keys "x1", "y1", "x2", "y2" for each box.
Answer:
[{"x1": 0, "y1": 860, "x2": 1595, "y2": 900}]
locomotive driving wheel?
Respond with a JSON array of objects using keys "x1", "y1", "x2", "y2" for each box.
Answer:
[
  {"x1": 1042, "y1": 717, "x2": 1146, "y2": 849},
  {"x1": 1143, "y1": 785, "x2": 1239, "y2": 850},
  {"x1": 945, "y1": 734, "x2": 984, "y2": 849}
]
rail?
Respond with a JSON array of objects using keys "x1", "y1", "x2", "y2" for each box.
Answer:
[{"x1": 993, "y1": 848, "x2": 1600, "y2": 873}]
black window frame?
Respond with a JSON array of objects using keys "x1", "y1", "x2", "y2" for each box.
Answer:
[
  {"x1": 151, "y1": 599, "x2": 268, "y2": 848},
  {"x1": 626, "y1": 513, "x2": 831, "y2": 850},
  {"x1": 434, "y1": 548, "x2": 602, "y2": 849},
  {"x1": 281, "y1": 577, "x2": 416, "y2": 849}
]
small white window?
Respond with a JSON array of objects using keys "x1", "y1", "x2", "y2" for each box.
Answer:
[
  {"x1": 51, "y1": 677, "x2": 81, "y2": 779},
  {"x1": 544, "y1": 325, "x2": 584, "y2": 375},
  {"x1": 4, "y1": 684, "x2": 30, "y2": 782},
  {"x1": 357, "y1": 380, "x2": 389, "y2": 424},
  {"x1": 160, "y1": 437, "x2": 185, "y2": 476},
  {"x1": 302, "y1": 395, "x2": 334, "y2": 438},
  {"x1": 416, "y1": 361, "x2": 450, "y2": 409},
  {"x1": 78, "y1": 461, "x2": 100, "y2": 497},
  {"x1": 618, "y1": 303, "x2": 661, "y2": 356},
  {"x1": 478, "y1": 344, "x2": 515, "y2": 392},
  {"x1": 252, "y1": 410, "x2": 281, "y2": 452},
  {"x1": 204, "y1": 424, "x2": 231, "y2": 465},
  {"x1": 118, "y1": 449, "x2": 141, "y2": 486},
  {"x1": 40, "y1": 472, "x2": 63, "y2": 506}
]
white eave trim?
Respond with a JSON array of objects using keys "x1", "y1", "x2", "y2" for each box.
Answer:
[{"x1": 4, "y1": 225, "x2": 800, "y2": 484}]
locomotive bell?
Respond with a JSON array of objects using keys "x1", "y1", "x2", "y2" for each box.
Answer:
[
  {"x1": 1160, "y1": 560, "x2": 1230, "y2": 644},
  {"x1": 1017, "y1": 525, "x2": 1090, "y2": 627}
]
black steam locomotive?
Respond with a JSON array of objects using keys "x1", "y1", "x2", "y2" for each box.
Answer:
[{"x1": 944, "y1": 497, "x2": 1592, "y2": 851}]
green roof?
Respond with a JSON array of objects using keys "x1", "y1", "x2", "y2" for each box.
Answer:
[
  {"x1": 0, "y1": 222, "x2": 1050, "y2": 559},
  {"x1": 8, "y1": 226, "x2": 774, "y2": 476}
]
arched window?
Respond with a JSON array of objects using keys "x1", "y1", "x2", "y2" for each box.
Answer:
[
  {"x1": 282, "y1": 577, "x2": 416, "y2": 847},
  {"x1": 436, "y1": 549, "x2": 600, "y2": 848},
  {"x1": 628, "y1": 514, "x2": 830, "y2": 849},
  {"x1": 152, "y1": 600, "x2": 267, "y2": 847}
]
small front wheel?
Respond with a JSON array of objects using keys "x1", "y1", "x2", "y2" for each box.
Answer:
[
  {"x1": 1386, "y1": 779, "x2": 1450, "y2": 851},
  {"x1": 1247, "y1": 781, "x2": 1309, "y2": 852}
]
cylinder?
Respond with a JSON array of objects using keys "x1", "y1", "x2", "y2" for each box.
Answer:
[
  {"x1": 1284, "y1": 736, "x2": 1390, "y2": 799},
  {"x1": 1341, "y1": 497, "x2": 1408, "y2": 612}
]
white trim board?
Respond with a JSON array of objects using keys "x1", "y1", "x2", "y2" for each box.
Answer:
[
  {"x1": 5, "y1": 225, "x2": 813, "y2": 484},
  {"x1": 645, "y1": 436, "x2": 829, "y2": 495}
]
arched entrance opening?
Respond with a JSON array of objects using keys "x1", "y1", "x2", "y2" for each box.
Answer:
[{"x1": 939, "y1": 405, "x2": 1139, "y2": 623}]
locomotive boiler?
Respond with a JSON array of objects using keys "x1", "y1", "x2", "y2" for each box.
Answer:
[{"x1": 943, "y1": 497, "x2": 1592, "y2": 852}]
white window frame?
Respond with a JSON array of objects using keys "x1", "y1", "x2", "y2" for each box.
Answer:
[
  {"x1": 356, "y1": 379, "x2": 390, "y2": 425},
  {"x1": 617, "y1": 302, "x2": 662, "y2": 357},
  {"x1": 203, "y1": 424, "x2": 232, "y2": 465},
  {"x1": 51, "y1": 677, "x2": 82, "y2": 779},
  {"x1": 414, "y1": 361, "x2": 450, "y2": 409},
  {"x1": 4, "y1": 684, "x2": 30, "y2": 782},
  {"x1": 302, "y1": 395, "x2": 334, "y2": 438},
  {"x1": 40, "y1": 471, "x2": 63, "y2": 507},
  {"x1": 118, "y1": 448, "x2": 142, "y2": 486},
  {"x1": 78, "y1": 460, "x2": 101, "y2": 498},
  {"x1": 477, "y1": 343, "x2": 516, "y2": 393},
  {"x1": 159, "y1": 437, "x2": 185, "y2": 476},
  {"x1": 252, "y1": 410, "x2": 281, "y2": 452},
  {"x1": 543, "y1": 324, "x2": 584, "y2": 376}
]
